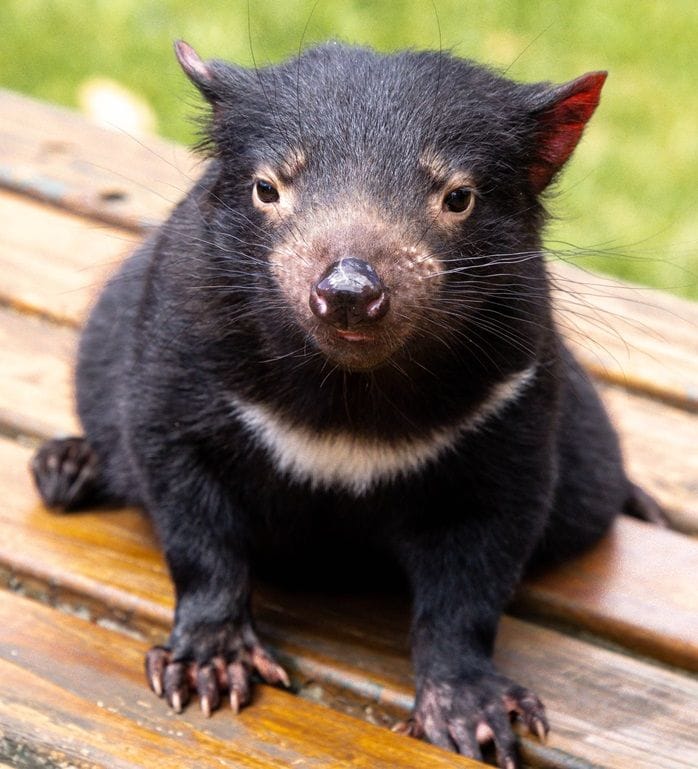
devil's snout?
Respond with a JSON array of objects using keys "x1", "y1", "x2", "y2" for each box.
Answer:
[{"x1": 309, "y1": 257, "x2": 390, "y2": 329}]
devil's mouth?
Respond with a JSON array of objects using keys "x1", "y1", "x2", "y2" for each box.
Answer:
[
  {"x1": 333, "y1": 329, "x2": 376, "y2": 343},
  {"x1": 307, "y1": 322, "x2": 397, "y2": 370}
]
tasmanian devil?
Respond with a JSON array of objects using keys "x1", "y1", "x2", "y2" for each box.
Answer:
[{"x1": 31, "y1": 40, "x2": 662, "y2": 767}]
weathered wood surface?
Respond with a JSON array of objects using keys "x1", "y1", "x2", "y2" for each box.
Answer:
[
  {"x1": 2, "y1": 436, "x2": 698, "y2": 768},
  {"x1": 0, "y1": 189, "x2": 131, "y2": 326},
  {"x1": 599, "y1": 383, "x2": 698, "y2": 533},
  {"x1": 1, "y1": 590, "x2": 483, "y2": 769},
  {"x1": 0, "y1": 89, "x2": 198, "y2": 231},
  {"x1": 2, "y1": 89, "x2": 698, "y2": 769},
  {"x1": 0, "y1": 294, "x2": 694, "y2": 530},
  {"x1": 519, "y1": 516, "x2": 698, "y2": 670},
  {"x1": 1, "y1": 89, "x2": 697, "y2": 411},
  {"x1": 0, "y1": 306, "x2": 78, "y2": 438},
  {"x1": 553, "y1": 263, "x2": 698, "y2": 412}
]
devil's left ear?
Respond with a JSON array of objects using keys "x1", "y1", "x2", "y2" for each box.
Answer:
[
  {"x1": 174, "y1": 40, "x2": 229, "y2": 104},
  {"x1": 528, "y1": 71, "x2": 607, "y2": 193}
]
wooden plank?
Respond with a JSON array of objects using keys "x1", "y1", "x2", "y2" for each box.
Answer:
[
  {"x1": 0, "y1": 437, "x2": 171, "y2": 633},
  {"x1": 553, "y1": 263, "x2": 698, "y2": 412},
  {"x1": 1, "y1": 91, "x2": 698, "y2": 411},
  {"x1": 0, "y1": 189, "x2": 129, "y2": 327},
  {"x1": 259, "y1": 589, "x2": 698, "y2": 769},
  {"x1": 599, "y1": 382, "x2": 698, "y2": 533},
  {"x1": 1, "y1": 591, "x2": 480, "y2": 769},
  {"x1": 0, "y1": 89, "x2": 198, "y2": 231},
  {"x1": 518, "y1": 516, "x2": 698, "y2": 672},
  {"x1": 0, "y1": 307, "x2": 78, "y2": 438},
  {"x1": 1, "y1": 302, "x2": 695, "y2": 531},
  {"x1": 0, "y1": 188, "x2": 696, "y2": 527},
  {"x1": 2, "y1": 438, "x2": 698, "y2": 769},
  {"x1": 0, "y1": 310, "x2": 696, "y2": 661}
]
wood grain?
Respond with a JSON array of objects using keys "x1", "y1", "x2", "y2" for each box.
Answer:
[
  {"x1": 599, "y1": 382, "x2": 698, "y2": 533},
  {"x1": 553, "y1": 263, "x2": 698, "y2": 412},
  {"x1": 260, "y1": 588, "x2": 698, "y2": 769},
  {"x1": 0, "y1": 89, "x2": 198, "y2": 231},
  {"x1": 0, "y1": 189, "x2": 129, "y2": 326},
  {"x1": 518, "y1": 516, "x2": 698, "y2": 671},
  {"x1": 1, "y1": 590, "x2": 481, "y2": 769},
  {"x1": 0, "y1": 306, "x2": 78, "y2": 438}
]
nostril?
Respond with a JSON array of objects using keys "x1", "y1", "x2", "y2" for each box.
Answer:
[
  {"x1": 365, "y1": 291, "x2": 390, "y2": 321},
  {"x1": 309, "y1": 287, "x2": 330, "y2": 319}
]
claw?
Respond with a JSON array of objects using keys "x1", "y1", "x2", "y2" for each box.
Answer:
[
  {"x1": 251, "y1": 646, "x2": 290, "y2": 687},
  {"x1": 533, "y1": 716, "x2": 548, "y2": 743},
  {"x1": 277, "y1": 665, "x2": 291, "y2": 688},
  {"x1": 195, "y1": 665, "x2": 220, "y2": 716},
  {"x1": 145, "y1": 629, "x2": 286, "y2": 718},
  {"x1": 145, "y1": 646, "x2": 170, "y2": 698},
  {"x1": 227, "y1": 660, "x2": 251, "y2": 713},
  {"x1": 392, "y1": 718, "x2": 425, "y2": 739},
  {"x1": 151, "y1": 673, "x2": 163, "y2": 697}
]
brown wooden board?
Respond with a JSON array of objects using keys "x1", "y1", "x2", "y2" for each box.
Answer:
[
  {"x1": 0, "y1": 89, "x2": 199, "y2": 231},
  {"x1": 0, "y1": 306, "x2": 78, "y2": 438},
  {"x1": 2, "y1": 437, "x2": 698, "y2": 768},
  {"x1": 2, "y1": 91, "x2": 697, "y2": 410},
  {"x1": 0, "y1": 590, "x2": 482, "y2": 769},
  {"x1": 599, "y1": 383, "x2": 698, "y2": 533},
  {"x1": 553, "y1": 263, "x2": 698, "y2": 412},
  {"x1": 518, "y1": 515, "x2": 698, "y2": 671},
  {"x1": 0, "y1": 189, "x2": 129, "y2": 327},
  {"x1": 0, "y1": 301, "x2": 695, "y2": 531}
]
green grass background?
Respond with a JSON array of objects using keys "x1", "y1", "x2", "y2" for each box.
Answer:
[{"x1": 2, "y1": 0, "x2": 696, "y2": 298}]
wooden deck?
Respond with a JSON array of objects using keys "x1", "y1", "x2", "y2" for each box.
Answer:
[{"x1": 0, "y1": 89, "x2": 697, "y2": 769}]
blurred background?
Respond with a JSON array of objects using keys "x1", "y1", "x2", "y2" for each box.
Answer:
[{"x1": 1, "y1": 0, "x2": 696, "y2": 298}]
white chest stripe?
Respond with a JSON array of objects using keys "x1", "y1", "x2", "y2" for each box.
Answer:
[{"x1": 231, "y1": 364, "x2": 537, "y2": 495}]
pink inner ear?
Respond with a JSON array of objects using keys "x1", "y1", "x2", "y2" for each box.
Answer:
[
  {"x1": 174, "y1": 40, "x2": 213, "y2": 86},
  {"x1": 530, "y1": 72, "x2": 607, "y2": 193}
]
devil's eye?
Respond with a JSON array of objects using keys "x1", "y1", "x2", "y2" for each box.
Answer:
[
  {"x1": 254, "y1": 179, "x2": 280, "y2": 204},
  {"x1": 443, "y1": 187, "x2": 474, "y2": 214}
]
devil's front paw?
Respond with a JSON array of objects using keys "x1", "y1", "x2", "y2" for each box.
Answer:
[
  {"x1": 395, "y1": 673, "x2": 548, "y2": 769},
  {"x1": 145, "y1": 622, "x2": 290, "y2": 716}
]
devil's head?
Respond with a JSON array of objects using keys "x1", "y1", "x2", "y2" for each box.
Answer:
[{"x1": 176, "y1": 41, "x2": 605, "y2": 373}]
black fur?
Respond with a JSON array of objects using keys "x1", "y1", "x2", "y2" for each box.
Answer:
[{"x1": 32, "y1": 43, "x2": 654, "y2": 767}]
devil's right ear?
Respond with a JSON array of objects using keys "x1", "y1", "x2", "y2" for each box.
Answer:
[
  {"x1": 526, "y1": 71, "x2": 607, "y2": 194},
  {"x1": 174, "y1": 40, "x2": 226, "y2": 103}
]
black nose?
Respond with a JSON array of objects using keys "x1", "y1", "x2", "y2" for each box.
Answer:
[{"x1": 309, "y1": 257, "x2": 390, "y2": 329}]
